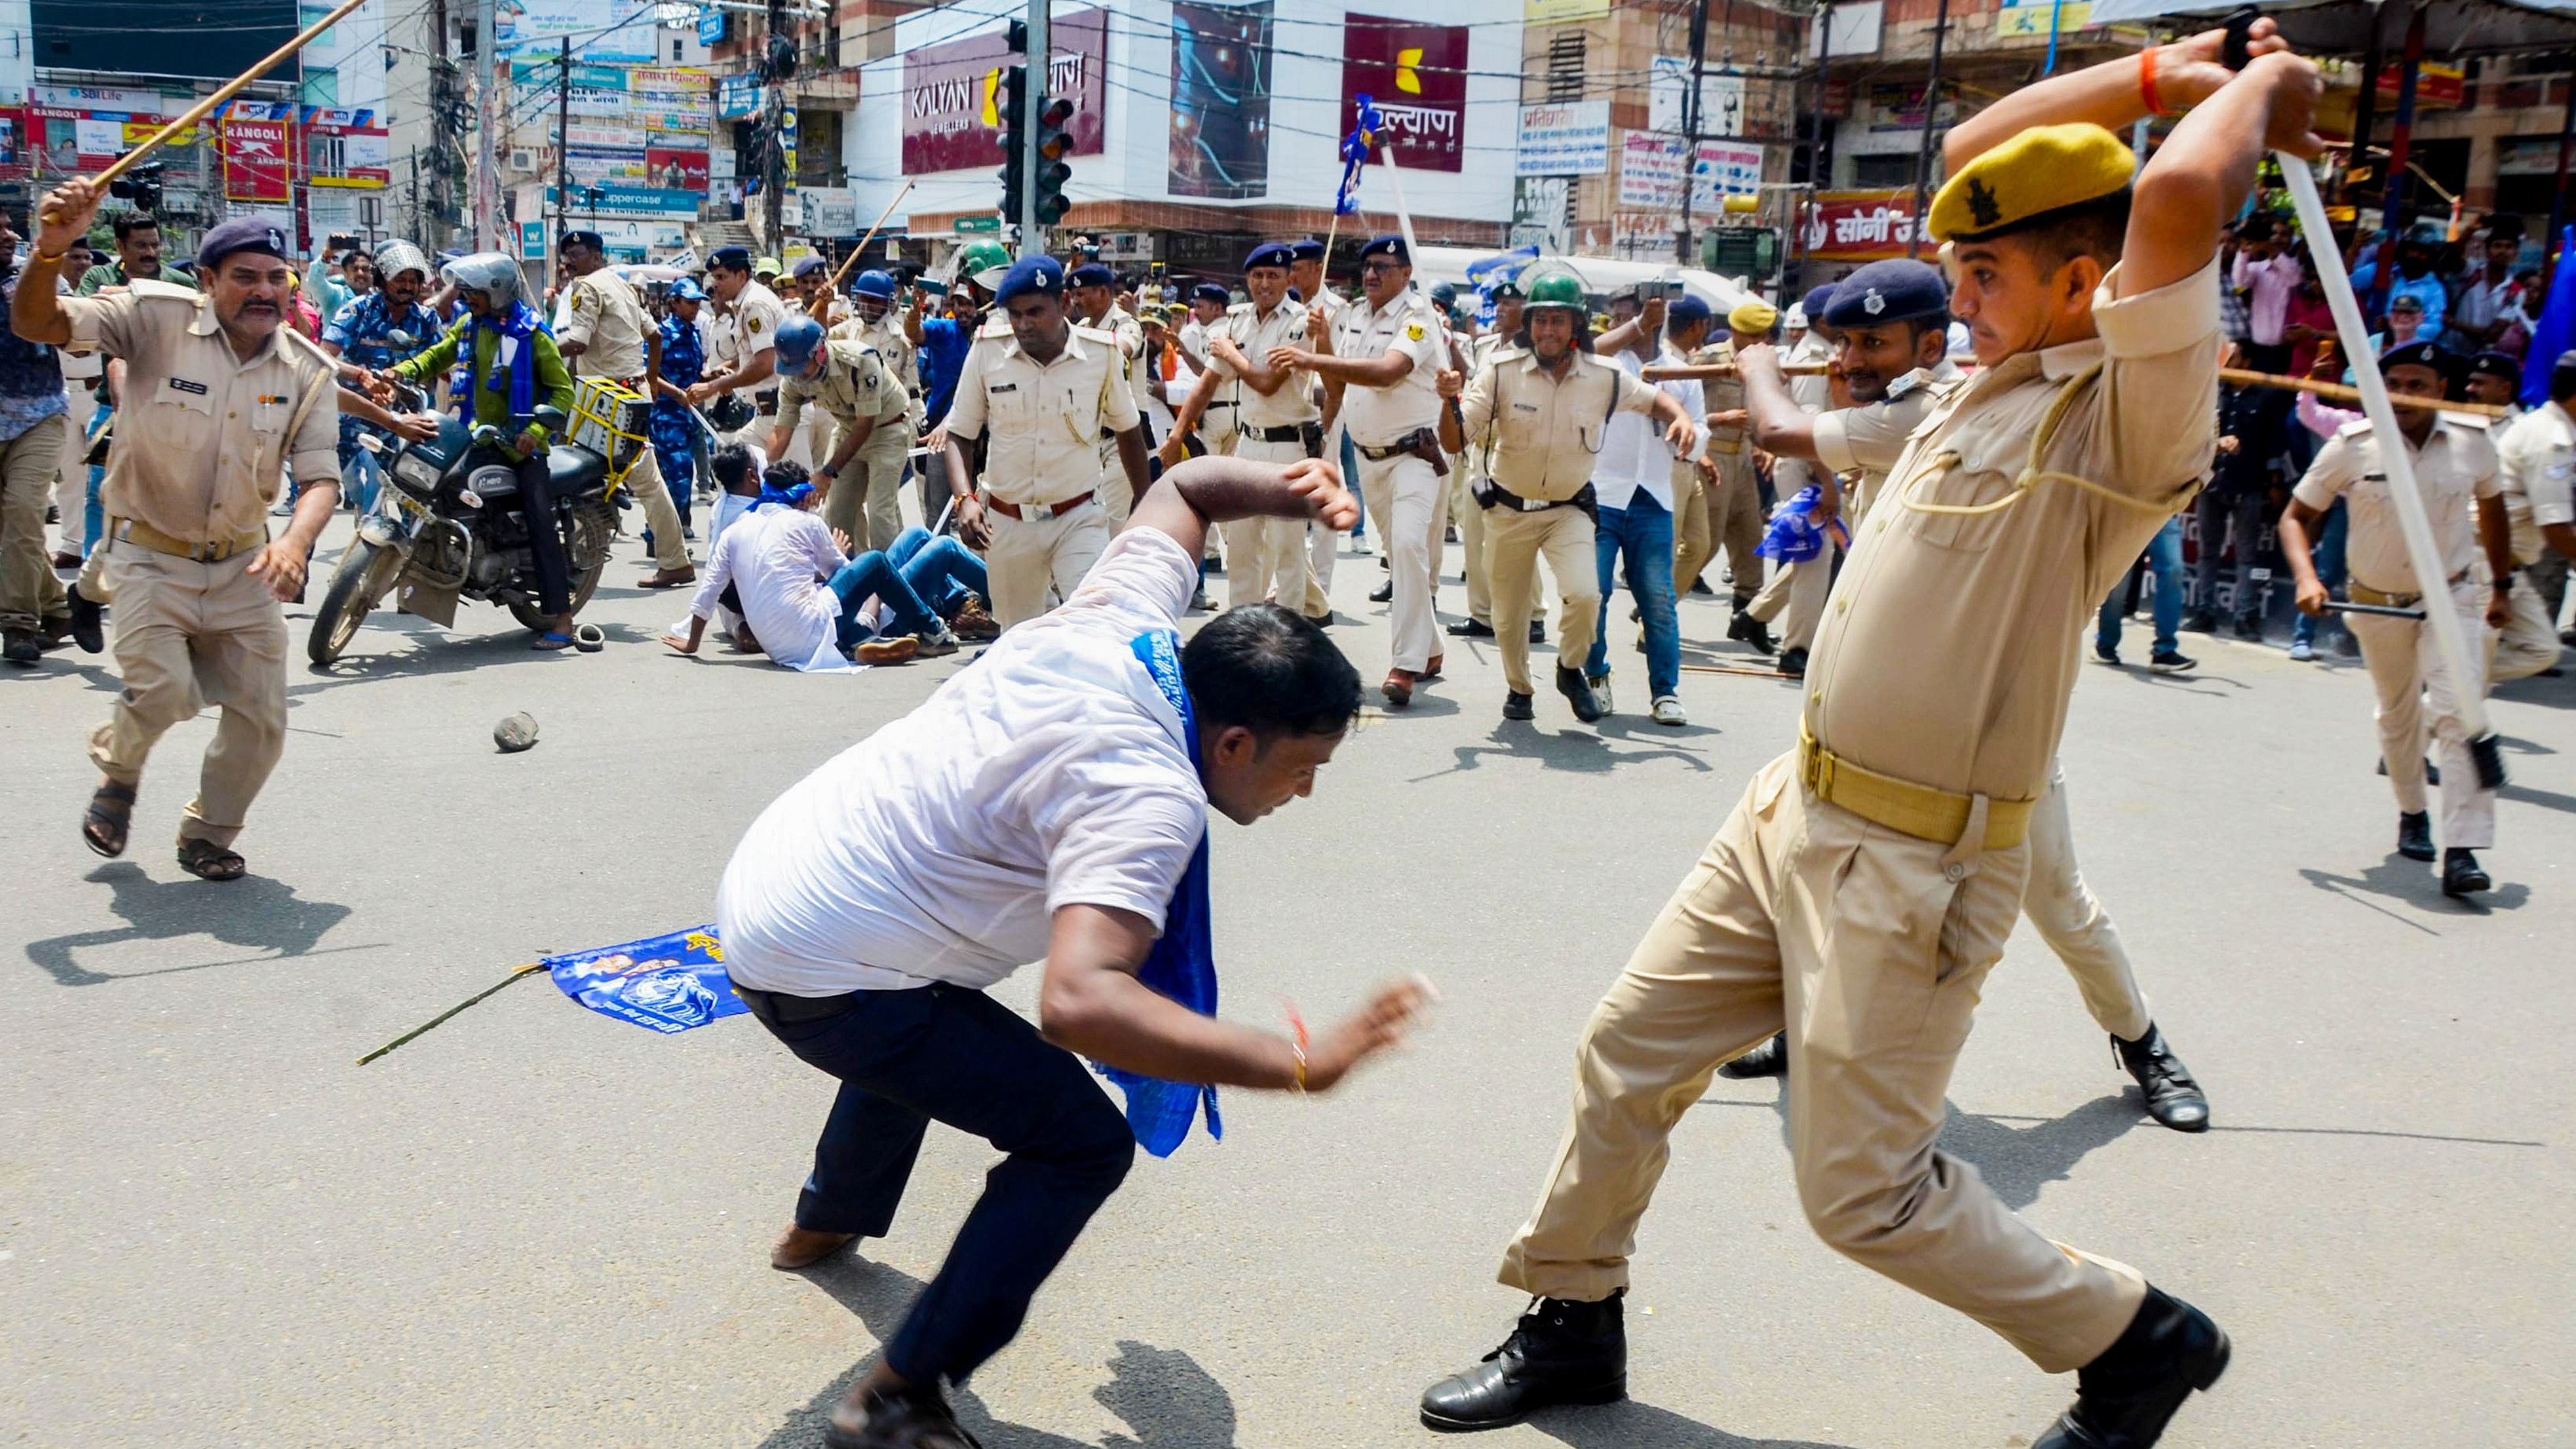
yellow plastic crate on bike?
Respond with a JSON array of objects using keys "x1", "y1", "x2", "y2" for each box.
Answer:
[{"x1": 567, "y1": 376, "x2": 651, "y2": 485}]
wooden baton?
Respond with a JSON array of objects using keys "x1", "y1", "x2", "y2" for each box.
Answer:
[
  {"x1": 813, "y1": 178, "x2": 916, "y2": 319},
  {"x1": 87, "y1": 0, "x2": 372, "y2": 192},
  {"x1": 2218, "y1": 366, "x2": 2512, "y2": 419}
]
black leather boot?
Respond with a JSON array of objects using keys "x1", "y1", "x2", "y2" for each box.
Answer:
[
  {"x1": 2112, "y1": 1024, "x2": 2208, "y2": 1132},
  {"x1": 1419, "y1": 1292, "x2": 1626, "y2": 1431},
  {"x1": 2033, "y1": 1286, "x2": 2229, "y2": 1449},
  {"x1": 2395, "y1": 811, "x2": 2435, "y2": 862},
  {"x1": 1727, "y1": 609, "x2": 1776, "y2": 655},
  {"x1": 2442, "y1": 847, "x2": 2491, "y2": 898},
  {"x1": 1718, "y1": 1031, "x2": 1787, "y2": 1079},
  {"x1": 1556, "y1": 665, "x2": 1604, "y2": 723}
]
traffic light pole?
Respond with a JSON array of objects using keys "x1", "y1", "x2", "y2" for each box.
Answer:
[{"x1": 1017, "y1": 0, "x2": 1048, "y2": 258}]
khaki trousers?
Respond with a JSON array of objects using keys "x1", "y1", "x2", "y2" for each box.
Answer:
[
  {"x1": 823, "y1": 418, "x2": 913, "y2": 555},
  {"x1": 985, "y1": 499, "x2": 1109, "y2": 629},
  {"x1": 1096, "y1": 438, "x2": 1134, "y2": 526},
  {"x1": 2350, "y1": 580, "x2": 2496, "y2": 849},
  {"x1": 1501, "y1": 752, "x2": 2146, "y2": 1372},
  {"x1": 0, "y1": 415, "x2": 69, "y2": 631},
  {"x1": 1457, "y1": 467, "x2": 1548, "y2": 628},
  {"x1": 625, "y1": 445, "x2": 691, "y2": 571},
  {"x1": 1355, "y1": 448, "x2": 1443, "y2": 672},
  {"x1": 88, "y1": 543, "x2": 289, "y2": 849},
  {"x1": 1704, "y1": 450, "x2": 1766, "y2": 604},
  {"x1": 2493, "y1": 571, "x2": 2562, "y2": 683},
  {"x1": 2022, "y1": 765, "x2": 2152, "y2": 1042},
  {"x1": 1745, "y1": 547, "x2": 1832, "y2": 652},
  {"x1": 1671, "y1": 459, "x2": 1714, "y2": 596},
  {"x1": 1221, "y1": 436, "x2": 1312, "y2": 609},
  {"x1": 1483, "y1": 503, "x2": 1597, "y2": 696}
]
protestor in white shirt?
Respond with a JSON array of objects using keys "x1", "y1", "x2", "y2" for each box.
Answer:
[
  {"x1": 1585, "y1": 298, "x2": 1708, "y2": 725},
  {"x1": 716, "y1": 452, "x2": 1431, "y2": 1449}
]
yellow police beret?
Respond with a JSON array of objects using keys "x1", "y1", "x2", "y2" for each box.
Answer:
[
  {"x1": 1728, "y1": 299, "x2": 1778, "y2": 334},
  {"x1": 1929, "y1": 122, "x2": 2135, "y2": 243}
]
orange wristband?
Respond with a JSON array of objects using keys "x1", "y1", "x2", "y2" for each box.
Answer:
[{"x1": 2139, "y1": 47, "x2": 2170, "y2": 117}]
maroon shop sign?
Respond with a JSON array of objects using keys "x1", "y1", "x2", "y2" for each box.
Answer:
[
  {"x1": 1339, "y1": 13, "x2": 1467, "y2": 174},
  {"x1": 901, "y1": 6, "x2": 1107, "y2": 176}
]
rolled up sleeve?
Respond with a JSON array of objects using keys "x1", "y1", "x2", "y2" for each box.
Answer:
[
  {"x1": 2291, "y1": 430, "x2": 2358, "y2": 512},
  {"x1": 2091, "y1": 256, "x2": 2223, "y2": 500},
  {"x1": 1814, "y1": 401, "x2": 1914, "y2": 477}
]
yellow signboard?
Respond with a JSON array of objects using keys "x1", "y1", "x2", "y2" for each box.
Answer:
[
  {"x1": 1995, "y1": 0, "x2": 2091, "y2": 39},
  {"x1": 1524, "y1": 0, "x2": 1611, "y2": 22},
  {"x1": 122, "y1": 121, "x2": 203, "y2": 147}
]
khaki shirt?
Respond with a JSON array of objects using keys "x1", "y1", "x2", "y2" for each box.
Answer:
[
  {"x1": 1772, "y1": 330, "x2": 1839, "y2": 500},
  {"x1": 1210, "y1": 299, "x2": 1318, "y2": 430},
  {"x1": 561, "y1": 266, "x2": 651, "y2": 379},
  {"x1": 1813, "y1": 358, "x2": 1965, "y2": 518},
  {"x1": 64, "y1": 280, "x2": 339, "y2": 545},
  {"x1": 944, "y1": 319, "x2": 1142, "y2": 505},
  {"x1": 834, "y1": 309, "x2": 917, "y2": 392},
  {"x1": 1463, "y1": 332, "x2": 1524, "y2": 480},
  {"x1": 1806, "y1": 257, "x2": 2223, "y2": 803},
  {"x1": 710, "y1": 278, "x2": 789, "y2": 376},
  {"x1": 2493, "y1": 400, "x2": 2576, "y2": 566},
  {"x1": 778, "y1": 340, "x2": 909, "y2": 436},
  {"x1": 2293, "y1": 415, "x2": 2499, "y2": 595},
  {"x1": 1461, "y1": 349, "x2": 1656, "y2": 502},
  {"x1": 1331, "y1": 286, "x2": 1447, "y2": 446},
  {"x1": 1692, "y1": 338, "x2": 1746, "y2": 453}
]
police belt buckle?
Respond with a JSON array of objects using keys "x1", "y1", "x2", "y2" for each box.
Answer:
[{"x1": 1797, "y1": 722, "x2": 2033, "y2": 852}]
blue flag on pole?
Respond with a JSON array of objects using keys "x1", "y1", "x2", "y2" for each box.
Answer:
[
  {"x1": 2522, "y1": 227, "x2": 2576, "y2": 410},
  {"x1": 1465, "y1": 244, "x2": 1541, "y2": 328},
  {"x1": 547, "y1": 925, "x2": 749, "y2": 1034},
  {"x1": 1335, "y1": 94, "x2": 1385, "y2": 216}
]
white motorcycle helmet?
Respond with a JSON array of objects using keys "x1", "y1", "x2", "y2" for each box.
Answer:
[{"x1": 441, "y1": 252, "x2": 527, "y2": 311}]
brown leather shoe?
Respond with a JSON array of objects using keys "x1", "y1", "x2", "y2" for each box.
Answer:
[
  {"x1": 1422, "y1": 653, "x2": 1444, "y2": 680},
  {"x1": 947, "y1": 598, "x2": 1001, "y2": 642},
  {"x1": 638, "y1": 566, "x2": 697, "y2": 589},
  {"x1": 854, "y1": 634, "x2": 920, "y2": 666},
  {"x1": 771, "y1": 1226, "x2": 858, "y2": 1270},
  {"x1": 1381, "y1": 668, "x2": 1417, "y2": 708}
]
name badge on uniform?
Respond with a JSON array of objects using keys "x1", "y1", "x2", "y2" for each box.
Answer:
[
  {"x1": 168, "y1": 377, "x2": 208, "y2": 396},
  {"x1": 1511, "y1": 401, "x2": 1540, "y2": 413},
  {"x1": 991, "y1": 382, "x2": 1019, "y2": 395}
]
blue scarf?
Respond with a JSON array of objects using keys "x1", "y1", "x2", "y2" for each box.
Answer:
[
  {"x1": 448, "y1": 299, "x2": 550, "y2": 422},
  {"x1": 1756, "y1": 484, "x2": 1852, "y2": 564},
  {"x1": 1095, "y1": 627, "x2": 1222, "y2": 1157},
  {"x1": 754, "y1": 481, "x2": 815, "y2": 512}
]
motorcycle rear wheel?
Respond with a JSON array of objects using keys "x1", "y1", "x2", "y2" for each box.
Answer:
[
  {"x1": 307, "y1": 539, "x2": 404, "y2": 666},
  {"x1": 506, "y1": 501, "x2": 614, "y2": 632}
]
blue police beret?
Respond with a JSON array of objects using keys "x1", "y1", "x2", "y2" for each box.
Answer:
[
  {"x1": 1799, "y1": 283, "x2": 1839, "y2": 322},
  {"x1": 1668, "y1": 295, "x2": 1714, "y2": 326},
  {"x1": 1286, "y1": 286, "x2": 1303, "y2": 302},
  {"x1": 1288, "y1": 239, "x2": 1325, "y2": 261},
  {"x1": 852, "y1": 269, "x2": 895, "y2": 298},
  {"x1": 2469, "y1": 349, "x2": 2521, "y2": 383},
  {"x1": 773, "y1": 315, "x2": 827, "y2": 372},
  {"x1": 1068, "y1": 262, "x2": 1115, "y2": 287},
  {"x1": 1191, "y1": 281, "x2": 1231, "y2": 304},
  {"x1": 1244, "y1": 242, "x2": 1295, "y2": 272},
  {"x1": 995, "y1": 255, "x2": 1066, "y2": 307},
  {"x1": 668, "y1": 277, "x2": 706, "y2": 301},
  {"x1": 1820, "y1": 259, "x2": 1948, "y2": 328},
  {"x1": 791, "y1": 254, "x2": 830, "y2": 279},
  {"x1": 559, "y1": 229, "x2": 605, "y2": 254},
  {"x1": 1359, "y1": 235, "x2": 1408, "y2": 263},
  {"x1": 1488, "y1": 275, "x2": 1526, "y2": 299},
  {"x1": 2380, "y1": 339, "x2": 2453, "y2": 376},
  {"x1": 197, "y1": 216, "x2": 290, "y2": 274},
  {"x1": 709, "y1": 245, "x2": 753, "y2": 273}
]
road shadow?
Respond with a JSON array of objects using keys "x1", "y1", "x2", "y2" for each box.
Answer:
[
  {"x1": 25, "y1": 862, "x2": 359, "y2": 987},
  {"x1": 0, "y1": 655, "x2": 122, "y2": 691},
  {"x1": 2494, "y1": 672, "x2": 2576, "y2": 709},
  {"x1": 2299, "y1": 854, "x2": 2530, "y2": 921},
  {"x1": 1524, "y1": 1397, "x2": 1865, "y2": 1449},
  {"x1": 1416, "y1": 722, "x2": 1713, "y2": 780},
  {"x1": 760, "y1": 1258, "x2": 1241, "y2": 1449},
  {"x1": 1708, "y1": 1088, "x2": 2143, "y2": 1216}
]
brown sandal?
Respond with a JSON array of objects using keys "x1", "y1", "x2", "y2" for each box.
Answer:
[
  {"x1": 83, "y1": 781, "x2": 136, "y2": 858},
  {"x1": 176, "y1": 838, "x2": 247, "y2": 882}
]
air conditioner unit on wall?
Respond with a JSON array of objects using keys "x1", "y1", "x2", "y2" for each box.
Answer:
[{"x1": 509, "y1": 148, "x2": 536, "y2": 174}]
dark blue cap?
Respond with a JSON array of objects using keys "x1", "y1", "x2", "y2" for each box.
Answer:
[
  {"x1": 1799, "y1": 283, "x2": 1838, "y2": 322},
  {"x1": 559, "y1": 229, "x2": 604, "y2": 253},
  {"x1": 1287, "y1": 286, "x2": 1303, "y2": 301},
  {"x1": 791, "y1": 254, "x2": 830, "y2": 279},
  {"x1": 1191, "y1": 281, "x2": 1231, "y2": 303},
  {"x1": 1359, "y1": 235, "x2": 1408, "y2": 263},
  {"x1": 1244, "y1": 242, "x2": 1295, "y2": 272},
  {"x1": 197, "y1": 216, "x2": 291, "y2": 274},
  {"x1": 1068, "y1": 261, "x2": 1115, "y2": 287},
  {"x1": 1288, "y1": 239, "x2": 1325, "y2": 261},
  {"x1": 1820, "y1": 259, "x2": 1948, "y2": 328},
  {"x1": 709, "y1": 245, "x2": 753, "y2": 273},
  {"x1": 1668, "y1": 295, "x2": 1714, "y2": 326},
  {"x1": 1488, "y1": 277, "x2": 1525, "y2": 300},
  {"x1": 668, "y1": 277, "x2": 706, "y2": 301},
  {"x1": 853, "y1": 269, "x2": 895, "y2": 298},
  {"x1": 2469, "y1": 349, "x2": 2521, "y2": 383},
  {"x1": 2380, "y1": 339, "x2": 2453, "y2": 375},
  {"x1": 995, "y1": 255, "x2": 1066, "y2": 307}
]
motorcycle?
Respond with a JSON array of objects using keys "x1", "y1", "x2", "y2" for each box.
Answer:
[{"x1": 307, "y1": 378, "x2": 646, "y2": 667}]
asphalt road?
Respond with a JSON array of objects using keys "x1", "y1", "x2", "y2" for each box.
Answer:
[{"x1": 5, "y1": 509, "x2": 2573, "y2": 1449}]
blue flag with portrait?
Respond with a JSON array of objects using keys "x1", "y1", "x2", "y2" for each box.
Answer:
[
  {"x1": 547, "y1": 925, "x2": 748, "y2": 1034},
  {"x1": 2524, "y1": 227, "x2": 2576, "y2": 410}
]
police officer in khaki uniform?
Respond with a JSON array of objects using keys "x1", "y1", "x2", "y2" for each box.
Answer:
[
  {"x1": 1678, "y1": 301, "x2": 1775, "y2": 651},
  {"x1": 1438, "y1": 266, "x2": 1695, "y2": 723},
  {"x1": 16, "y1": 196, "x2": 343, "y2": 882},
  {"x1": 941, "y1": 256, "x2": 1149, "y2": 629},
  {"x1": 1421, "y1": 37, "x2": 2321, "y2": 1448},
  {"x1": 1290, "y1": 238, "x2": 1351, "y2": 619},
  {"x1": 2491, "y1": 352, "x2": 2576, "y2": 679},
  {"x1": 1274, "y1": 235, "x2": 1448, "y2": 706},
  {"x1": 558, "y1": 229, "x2": 693, "y2": 588},
  {"x1": 2280, "y1": 339, "x2": 2516, "y2": 900},
  {"x1": 1160, "y1": 243, "x2": 1316, "y2": 609},
  {"x1": 1447, "y1": 279, "x2": 1547, "y2": 646},
  {"x1": 689, "y1": 246, "x2": 790, "y2": 463},
  {"x1": 1068, "y1": 261, "x2": 1149, "y2": 524},
  {"x1": 766, "y1": 317, "x2": 911, "y2": 552}
]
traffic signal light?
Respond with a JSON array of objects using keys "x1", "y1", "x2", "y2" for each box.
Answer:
[
  {"x1": 1031, "y1": 95, "x2": 1074, "y2": 225},
  {"x1": 993, "y1": 63, "x2": 1028, "y2": 220}
]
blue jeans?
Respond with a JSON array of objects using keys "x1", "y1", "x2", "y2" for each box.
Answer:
[
  {"x1": 887, "y1": 526, "x2": 985, "y2": 615},
  {"x1": 2098, "y1": 515, "x2": 2184, "y2": 655},
  {"x1": 749, "y1": 981, "x2": 1134, "y2": 1387},
  {"x1": 81, "y1": 402, "x2": 111, "y2": 554},
  {"x1": 2290, "y1": 498, "x2": 2350, "y2": 647},
  {"x1": 829, "y1": 529, "x2": 987, "y2": 648},
  {"x1": 1586, "y1": 492, "x2": 1681, "y2": 700}
]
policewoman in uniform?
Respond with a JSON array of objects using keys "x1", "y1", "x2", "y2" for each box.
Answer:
[
  {"x1": 1273, "y1": 235, "x2": 1448, "y2": 707},
  {"x1": 16, "y1": 198, "x2": 342, "y2": 882},
  {"x1": 767, "y1": 317, "x2": 910, "y2": 553},
  {"x1": 1438, "y1": 266, "x2": 1695, "y2": 724},
  {"x1": 1159, "y1": 242, "x2": 1317, "y2": 609},
  {"x1": 558, "y1": 229, "x2": 693, "y2": 589},
  {"x1": 2493, "y1": 351, "x2": 2576, "y2": 680},
  {"x1": 1447, "y1": 278, "x2": 1548, "y2": 645},
  {"x1": 941, "y1": 256, "x2": 1149, "y2": 630},
  {"x1": 2280, "y1": 339, "x2": 2515, "y2": 900},
  {"x1": 1420, "y1": 32, "x2": 2320, "y2": 1449}
]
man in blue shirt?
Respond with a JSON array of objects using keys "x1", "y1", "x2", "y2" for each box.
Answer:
[
  {"x1": 2351, "y1": 235, "x2": 2448, "y2": 338},
  {"x1": 908, "y1": 238, "x2": 1012, "y2": 434},
  {"x1": 319, "y1": 240, "x2": 440, "y2": 512},
  {"x1": 649, "y1": 278, "x2": 710, "y2": 533}
]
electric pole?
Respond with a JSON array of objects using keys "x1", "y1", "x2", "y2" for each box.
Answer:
[
  {"x1": 1906, "y1": 0, "x2": 1950, "y2": 260},
  {"x1": 1678, "y1": 0, "x2": 1707, "y2": 265},
  {"x1": 765, "y1": 0, "x2": 788, "y2": 255},
  {"x1": 474, "y1": 0, "x2": 497, "y2": 249},
  {"x1": 1018, "y1": 0, "x2": 1050, "y2": 258},
  {"x1": 555, "y1": 37, "x2": 571, "y2": 290}
]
